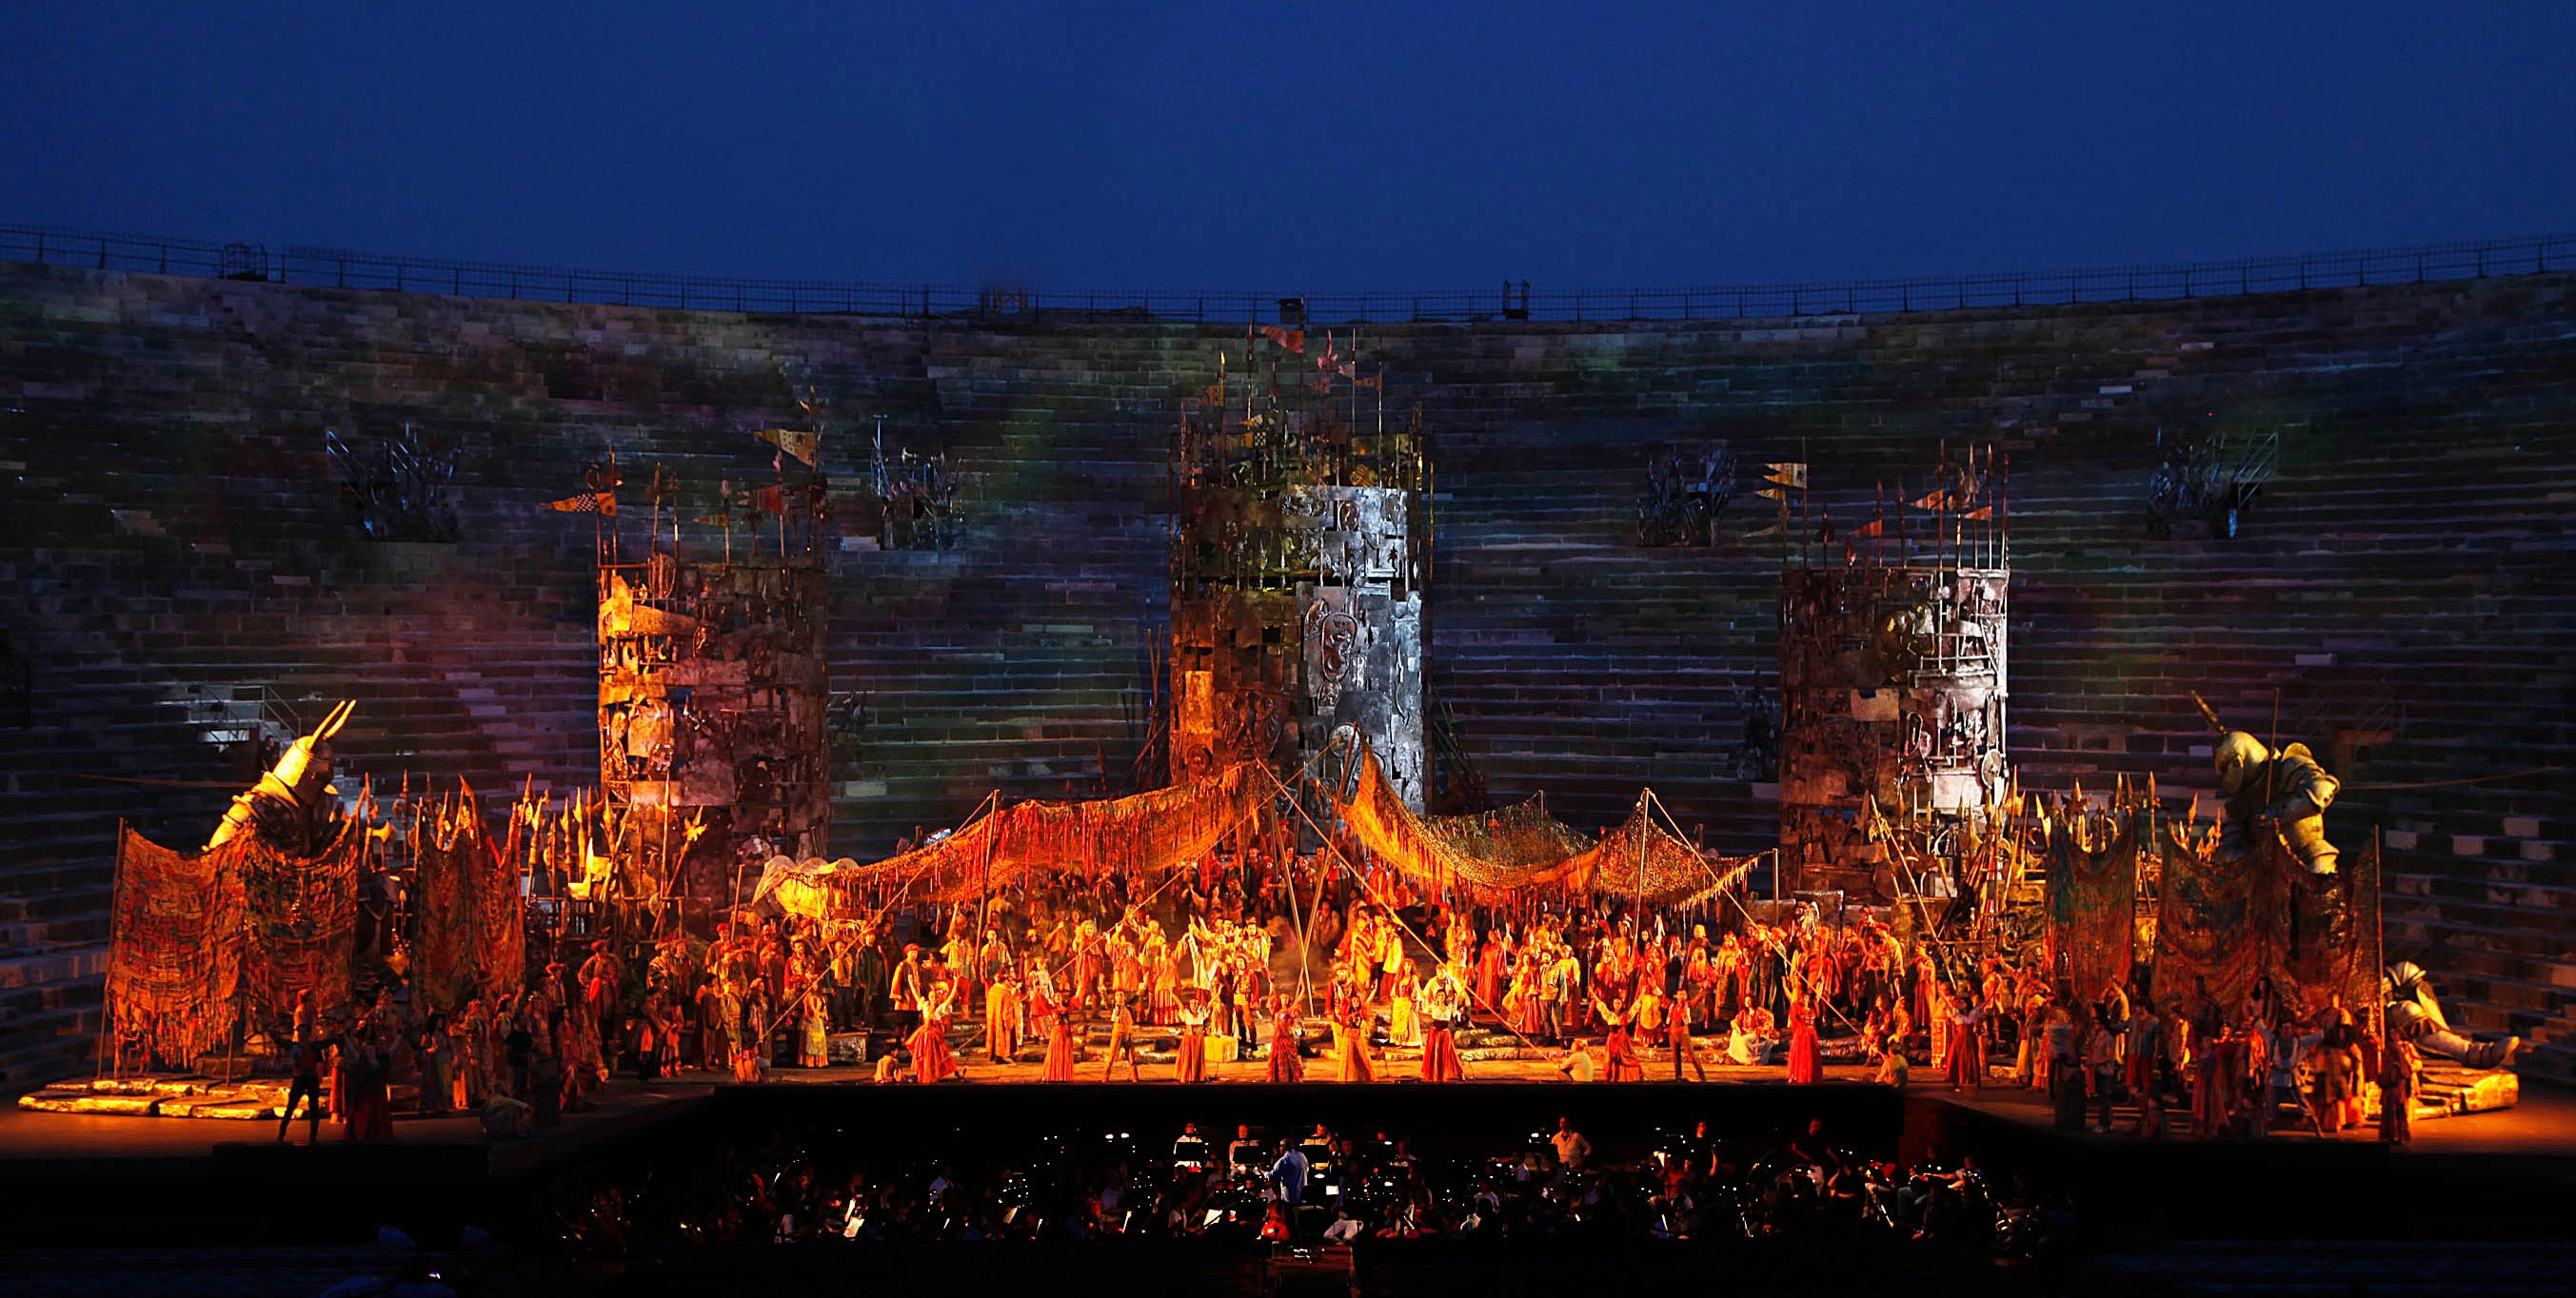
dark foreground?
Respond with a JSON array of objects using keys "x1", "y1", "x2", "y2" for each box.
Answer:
[{"x1": 2, "y1": 1078, "x2": 2572, "y2": 1296}]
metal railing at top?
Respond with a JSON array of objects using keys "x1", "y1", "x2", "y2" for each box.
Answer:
[{"x1": 3, "y1": 222, "x2": 2570, "y2": 326}]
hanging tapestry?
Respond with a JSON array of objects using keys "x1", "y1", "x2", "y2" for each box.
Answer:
[
  {"x1": 2152, "y1": 823, "x2": 2377, "y2": 1021},
  {"x1": 106, "y1": 826, "x2": 246, "y2": 1068},
  {"x1": 235, "y1": 816, "x2": 367, "y2": 1036},
  {"x1": 412, "y1": 788, "x2": 525, "y2": 1013},
  {"x1": 2045, "y1": 811, "x2": 2140, "y2": 1003}
]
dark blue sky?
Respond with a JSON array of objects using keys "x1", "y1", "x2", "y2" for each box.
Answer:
[{"x1": 7, "y1": 3, "x2": 2571, "y2": 292}]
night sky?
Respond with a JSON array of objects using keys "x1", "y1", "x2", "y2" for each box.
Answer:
[{"x1": 6, "y1": 3, "x2": 2572, "y2": 291}]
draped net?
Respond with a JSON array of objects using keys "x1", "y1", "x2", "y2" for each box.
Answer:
[
  {"x1": 1330, "y1": 749, "x2": 1758, "y2": 906},
  {"x1": 758, "y1": 749, "x2": 1757, "y2": 922},
  {"x1": 759, "y1": 761, "x2": 1272, "y2": 917}
]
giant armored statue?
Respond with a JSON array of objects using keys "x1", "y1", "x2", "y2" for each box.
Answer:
[
  {"x1": 206, "y1": 699, "x2": 355, "y2": 856},
  {"x1": 2212, "y1": 729, "x2": 2341, "y2": 876},
  {"x1": 2385, "y1": 961, "x2": 2520, "y2": 1070}
]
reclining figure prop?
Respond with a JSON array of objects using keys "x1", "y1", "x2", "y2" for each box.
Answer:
[{"x1": 2385, "y1": 960, "x2": 2519, "y2": 1070}]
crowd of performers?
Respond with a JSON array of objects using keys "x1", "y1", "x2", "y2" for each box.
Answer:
[
  {"x1": 282, "y1": 845, "x2": 2424, "y2": 1151},
  {"x1": 274, "y1": 940, "x2": 644, "y2": 1143}
]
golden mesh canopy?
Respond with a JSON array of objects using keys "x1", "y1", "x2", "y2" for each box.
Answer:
[
  {"x1": 758, "y1": 761, "x2": 1271, "y2": 917},
  {"x1": 1331, "y1": 748, "x2": 1757, "y2": 906},
  {"x1": 760, "y1": 748, "x2": 1756, "y2": 921}
]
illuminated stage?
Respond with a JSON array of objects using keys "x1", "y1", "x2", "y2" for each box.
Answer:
[{"x1": 7, "y1": 229, "x2": 2576, "y2": 1298}]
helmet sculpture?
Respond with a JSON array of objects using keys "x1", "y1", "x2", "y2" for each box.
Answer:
[{"x1": 2213, "y1": 731, "x2": 2269, "y2": 797}]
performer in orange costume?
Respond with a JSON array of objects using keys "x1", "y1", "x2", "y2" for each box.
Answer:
[
  {"x1": 1333, "y1": 980, "x2": 1377, "y2": 1083},
  {"x1": 1595, "y1": 993, "x2": 1646, "y2": 1082},
  {"x1": 1175, "y1": 992, "x2": 1210, "y2": 1084},
  {"x1": 1419, "y1": 965, "x2": 1468, "y2": 1082},
  {"x1": 1786, "y1": 988, "x2": 1822, "y2": 1084},
  {"x1": 1267, "y1": 994, "x2": 1304, "y2": 1083},
  {"x1": 1035, "y1": 980, "x2": 1079, "y2": 1082},
  {"x1": 909, "y1": 976, "x2": 962, "y2": 1083}
]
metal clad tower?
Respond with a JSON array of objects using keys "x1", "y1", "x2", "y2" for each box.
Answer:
[{"x1": 1169, "y1": 338, "x2": 1429, "y2": 808}]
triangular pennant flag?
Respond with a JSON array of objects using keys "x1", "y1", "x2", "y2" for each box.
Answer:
[
  {"x1": 1764, "y1": 462, "x2": 1808, "y2": 488},
  {"x1": 753, "y1": 427, "x2": 822, "y2": 468},
  {"x1": 543, "y1": 491, "x2": 617, "y2": 516},
  {"x1": 1257, "y1": 324, "x2": 1306, "y2": 354}
]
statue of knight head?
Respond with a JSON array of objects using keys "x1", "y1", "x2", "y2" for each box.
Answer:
[
  {"x1": 2384, "y1": 960, "x2": 2428, "y2": 1003},
  {"x1": 2213, "y1": 731, "x2": 2269, "y2": 797}
]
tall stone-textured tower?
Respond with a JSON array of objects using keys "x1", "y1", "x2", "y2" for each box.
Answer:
[
  {"x1": 1775, "y1": 450, "x2": 2009, "y2": 900},
  {"x1": 1168, "y1": 343, "x2": 1429, "y2": 808}
]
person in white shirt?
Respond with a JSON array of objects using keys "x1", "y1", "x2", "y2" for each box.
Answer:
[
  {"x1": 1554, "y1": 1042, "x2": 1595, "y2": 1082},
  {"x1": 1548, "y1": 1116, "x2": 1592, "y2": 1170}
]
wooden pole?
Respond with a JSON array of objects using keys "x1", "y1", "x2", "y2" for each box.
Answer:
[{"x1": 99, "y1": 818, "x2": 126, "y2": 1080}]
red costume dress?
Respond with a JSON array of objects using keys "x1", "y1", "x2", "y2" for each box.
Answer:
[
  {"x1": 1786, "y1": 999, "x2": 1821, "y2": 1084},
  {"x1": 1420, "y1": 1020, "x2": 1465, "y2": 1082},
  {"x1": 1145, "y1": 948, "x2": 1180, "y2": 1026},
  {"x1": 1176, "y1": 1008, "x2": 1208, "y2": 1083},
  {"x1": 910, "y1": 992, "x2": 961, "y2": 1084},
  {"x1": 1420, "y1": 976, "x2": 1467, "y2": 1082},
  {"x1": 1267, "y1": 1007, "x2": 1303, "y2": 1083},
  {"x1": 1475, "y1": 942, "x2": 1509, "y2": 1013},
  {"x1": 1073, "y1": 934, "x2": 1103, "y2": 1009},
  {"x1": 1597, "y1": 999, "x2": 1645, "y2": 1081},
  {"x1": 1038, "y1": 991, "x2": 1078, "y2": 1082},
  {"x1": 1602, "y1": 1025, "x2": 1645, "y2": 1081},
  {"x1": 1945, "y1": 1007, "x2": 1984, "y2": 1090}
]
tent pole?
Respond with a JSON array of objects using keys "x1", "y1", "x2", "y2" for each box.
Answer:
[{"x1": 99, "y1": 818, "x2": 126, "y2": 1080}]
